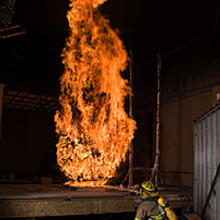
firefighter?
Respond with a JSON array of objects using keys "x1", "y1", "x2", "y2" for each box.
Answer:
[{"x1": 135, "y1": 180, "x2": 177, "y2": 220}]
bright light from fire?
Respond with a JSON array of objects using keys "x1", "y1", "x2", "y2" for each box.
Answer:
[{"x1": 54, "y1": 0, "x2": 136, "y2": 186}]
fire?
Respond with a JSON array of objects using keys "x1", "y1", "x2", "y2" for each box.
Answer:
[{"x1": 54, "y1": 0, "x2": 136, "y2": 186}]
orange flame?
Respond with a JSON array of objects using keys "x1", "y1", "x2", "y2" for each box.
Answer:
[{"x1": 54, "y1": 0, "x2": 136, "y2": 186}]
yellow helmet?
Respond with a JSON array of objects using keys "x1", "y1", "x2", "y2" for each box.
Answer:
[{"x1": 140, "y1": 180, "x2": 159, "y2": 198}]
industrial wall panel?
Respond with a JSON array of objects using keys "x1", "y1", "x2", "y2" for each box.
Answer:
[
  {"x1": 160, "y1": 90, "x2": 212, "y2": 187},
  {"x1": 216, "y1": 110, "x2": 220, "y2": 220},
  {"x1": 194, "y1": 106, "x2": 220, "y2": 220}
]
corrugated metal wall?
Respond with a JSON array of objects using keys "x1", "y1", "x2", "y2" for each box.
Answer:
[
  {"x1": 194, "y1": 106, "x2": 220, "y2": 219},
  {"x1": 159, "y1": 51, "x2": 220, "y2": 187}
]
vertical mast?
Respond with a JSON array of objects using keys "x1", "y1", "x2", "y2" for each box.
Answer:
[
  {"x1": 151, "y1": 52, "x2": 161, "y2": 186},
  {"x1": 128, "y1": 50, "x2": 134, "y2": 187}
]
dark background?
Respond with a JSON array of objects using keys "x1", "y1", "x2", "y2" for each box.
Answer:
[
  {"x1": 0, "y1": 0, "x2": 219, "y2": 93},
  {"x1": 0, "y1": 0, "x2": 220, "y2": 183}
]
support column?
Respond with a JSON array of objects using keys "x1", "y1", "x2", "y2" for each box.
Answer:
[{"x1": 128, "y1": 50, "x2": 134, "y2": 188}]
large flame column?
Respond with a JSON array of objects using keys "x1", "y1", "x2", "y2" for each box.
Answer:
[{"x1": 54, "y1": 0, "x2": 136, "y2": 186}]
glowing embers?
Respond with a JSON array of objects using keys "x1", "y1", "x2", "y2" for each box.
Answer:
[{"x1": 54, "y1": 0, "x2": 136, "y2": 186}]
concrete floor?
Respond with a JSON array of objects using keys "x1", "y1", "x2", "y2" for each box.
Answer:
[{"x1": 0, "y1": 184, "x2": 193, "y2": 218}]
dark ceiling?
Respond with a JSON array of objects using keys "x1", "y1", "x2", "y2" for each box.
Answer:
[{"x1": 0, "y1": 0, "x2": 219, "y2": 95}]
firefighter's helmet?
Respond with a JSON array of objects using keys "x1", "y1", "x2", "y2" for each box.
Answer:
[{"x1": 140, "y1": 180, "x2": 159, "y2": 198}]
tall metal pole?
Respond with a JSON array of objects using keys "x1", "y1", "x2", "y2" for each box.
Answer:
[
  {"x1": 128, "y1": 50, "x2": 134, "y2": 188},
  {"x1": 151, "y1": 52, "x2": 161, "y2": 186}
]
